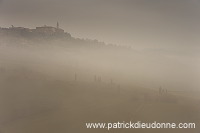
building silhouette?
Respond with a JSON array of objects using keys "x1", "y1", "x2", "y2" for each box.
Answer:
[{"x1": 0, "y1": 22, "x2": 67, "y2": 37}]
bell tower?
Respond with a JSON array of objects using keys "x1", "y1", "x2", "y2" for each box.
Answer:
[{"x1": 57, "y1": 22, "x2": 59, "y2": 29}]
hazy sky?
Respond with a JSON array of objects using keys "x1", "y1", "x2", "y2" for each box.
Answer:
[{"x1": 1, "y1": 0, "x2": 200, "y2": 51}]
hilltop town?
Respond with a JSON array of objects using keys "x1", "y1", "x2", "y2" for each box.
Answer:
[
  {"x1": 0, "y1": 22, "x2": 71, "y2": 38},
  {"x1": 0, "y1": 23, "x2": 131, "y2": 50}
]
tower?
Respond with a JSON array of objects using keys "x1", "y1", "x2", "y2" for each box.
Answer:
[{"x1": 57, "y1": 22, "x2": 59, "y2": 29}]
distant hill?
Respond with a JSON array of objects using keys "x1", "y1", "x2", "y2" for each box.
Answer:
[{"x1": 0, "y1": 25, "x2": 131, "y2": 50}]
